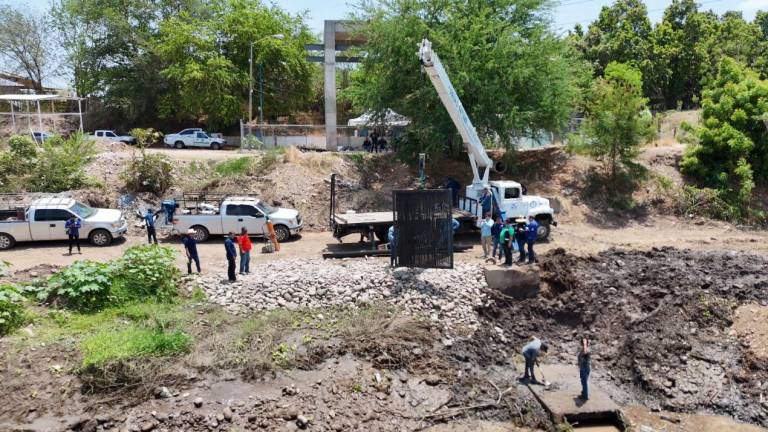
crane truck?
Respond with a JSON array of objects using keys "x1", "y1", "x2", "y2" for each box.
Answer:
[
  {"x1": 329, "y1": 39, "x2": 556, "y2": 243},
  {"x1": 417, "y1": 38, "x2": 556, "y2": 239}
]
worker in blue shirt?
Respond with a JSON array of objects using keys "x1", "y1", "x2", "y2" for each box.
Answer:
[
  {"x1": 526, "y1": 215, "x2": 539, "y2": 264},
  {"x1": 490, "y1": 216, "x2": 504, "y2": 260},
  {"x1": 451, "y1": 218, "x2": 460, "y2": 233},
  {"x1": 388, "y1": 225, "x2": 396, "y2": 267},
  {"x1": 182, "y1": 229, "x2": 200, "y2": 274},
  {"x1": 224, "y1": 232, "x2": 237, "y2": 282},
  {"x1": 480, "y1": 187, "x2": 493, "y2": 216},
  {"x1": 144, "y1": 208, "x2": 158, "y2": 244},
  {"x1": 64, "y1": 215, "x2": 82, "y2": 255}
]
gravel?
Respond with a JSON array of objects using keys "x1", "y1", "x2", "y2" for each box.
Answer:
[{"x1": 190, "y1": 258, "x2": 490, "y2": 335}]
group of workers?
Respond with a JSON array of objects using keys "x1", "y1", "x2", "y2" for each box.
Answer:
[
  {"x1": 362, "y1": 131, "x2": 389, "y2": 153},
  {"x1": 522, "y1": 336, "x2": 592, "y2": 401},
  {"x1": 178, "y1": 227, "x2": 252, "y2": 282},
  {"x1": 479, "y1": 213, "x2": 539, "y2": 265}
]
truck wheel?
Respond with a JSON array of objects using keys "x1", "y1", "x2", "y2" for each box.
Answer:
[
  {"x1": 0, "y1": 233, "x2": 16, "y2": 250},
  {"x1": 89, "y1": 229, "x2": 113, "y2": 246},
  {"x1": 210, "y1": 143, "x2": 221, "y2": 150},
  {"x1": 536, "y1": 221, "x2": 551, "y2": 242},
  {"x1": 190, "y1": 225, "x2": 209, "y2": 242},
  {"x1": 274, "y1": 225, "x2": 290, "y2": 242},
  {"x1": 174, "y1": 141, "x2": 185, "y2": 149}
]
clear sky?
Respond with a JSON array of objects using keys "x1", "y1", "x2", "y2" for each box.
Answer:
[{"x1": 7, "y1": 0, "x2": 768, "y2": 35}]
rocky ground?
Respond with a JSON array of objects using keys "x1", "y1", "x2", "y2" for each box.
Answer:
[{"x1": 192, "y1": 259, "x2": 488, "y2": 338}]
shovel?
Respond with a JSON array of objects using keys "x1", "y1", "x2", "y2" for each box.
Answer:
[{"x1": 537, "y1": 363, "x2": 552, "y2": 388}]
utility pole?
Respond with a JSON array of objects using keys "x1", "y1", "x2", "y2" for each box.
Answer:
[{"x1": 248, "y1": 34, "x2": 284, "y2": 124}]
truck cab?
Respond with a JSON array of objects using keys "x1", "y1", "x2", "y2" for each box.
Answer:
[
  {"x1": 465, "y1": 180, "x2": 555, "y2": 240},
  {"x1": 92, "y1": 130, "x2": 136, "y2": 144}
]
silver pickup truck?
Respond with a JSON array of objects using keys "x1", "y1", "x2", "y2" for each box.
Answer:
[
  {"x1": 170, "y1": 195, "x2": 302, "y2": 243},
  {"x1": 0, "y1": 197, "x2": 128, "y2": 250}
]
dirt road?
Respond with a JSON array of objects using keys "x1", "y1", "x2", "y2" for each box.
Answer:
[{"x1": 2, "y1": 215, "x2": 765, "y2": 275}]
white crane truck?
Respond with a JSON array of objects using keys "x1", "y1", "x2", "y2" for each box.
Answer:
[
  {"x1": 329, "y1": 39, "x2": 556, "y2": 243},
  {"x1": 417, "y1": 39, "x2": 556, "y2": 239}
]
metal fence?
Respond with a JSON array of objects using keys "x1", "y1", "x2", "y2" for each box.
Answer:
[
  {"x1": 392, "y1": 189, "x2": 453, "y2": 269},
  {"x1": 239, "y1": 122, "x2": 367, "y2": 151}
]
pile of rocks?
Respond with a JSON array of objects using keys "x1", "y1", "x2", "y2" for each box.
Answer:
[{"x1": 191, "y1": 258, "x2": 490, "y2": 335}]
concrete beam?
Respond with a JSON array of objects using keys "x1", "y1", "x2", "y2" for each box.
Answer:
[{"x1": 324, "y1": 20, "x2": 338, "y2": 151}]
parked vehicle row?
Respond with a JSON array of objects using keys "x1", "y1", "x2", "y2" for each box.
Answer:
[{"x1": 27, "y1": 128, "x2": 228, "y2": 150}]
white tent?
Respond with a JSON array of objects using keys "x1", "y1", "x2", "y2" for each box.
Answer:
[
  {"x1": 0, "y1": 94, "x2": 84, "y2": 134},
  {"x1": 347, "y1": 109, "x2": 410, "y2": 127}
]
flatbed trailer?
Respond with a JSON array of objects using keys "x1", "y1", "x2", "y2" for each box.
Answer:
[{"x1": 329, "y1": 174, "x2": 480, "y2": 244}]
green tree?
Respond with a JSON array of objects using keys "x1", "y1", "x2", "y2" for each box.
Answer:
[
  {"x1": 570, "y1": 62, "x2": 655, "y2": 185},
  {"x1": 681, "y1": 58, "x2": 768, "y2": 211},
  {"x1": 346, "y1": 0, "x2": 587, "y2": 159},
  {"x1": 582, "y1": 0, "x2": 652, "y2": 78}
]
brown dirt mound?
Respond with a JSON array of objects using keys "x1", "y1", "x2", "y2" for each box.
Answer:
[{"x1": 454, "y1": 247, "x2": 768, "y2": 427}]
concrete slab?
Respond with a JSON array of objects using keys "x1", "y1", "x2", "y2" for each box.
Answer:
[
  {"x1": 525, "y1": 364, "x2": 620, "y2": 424},
  {"x1": 484, "y1": 266, "x2": 540, "y2": 299}
]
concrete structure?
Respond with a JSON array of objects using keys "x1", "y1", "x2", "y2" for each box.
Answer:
[
  {"x1": 526, "y1": 364, "x2": 623, "y2": 428},
  {"x1": 306, "y1": 21, "x2": 364, "y2": 151}
]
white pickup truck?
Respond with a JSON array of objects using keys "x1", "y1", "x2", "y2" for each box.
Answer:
[
  {"x1": 0, "y1": 197, "x2": 128, "y2": 250},
  {"x1": 164, "y1": 129, "x2": 227, "y2": 149},
  {"x1": 171, "y1": 196, "x2": 302, "y2": 243},
  {"x1": 90, "y1": 130, "x2": 136, "y2": 144}
]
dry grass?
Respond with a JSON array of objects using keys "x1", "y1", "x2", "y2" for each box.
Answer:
[{"x1": 284, "y1": 146, "x2": 340, "y2": 171}]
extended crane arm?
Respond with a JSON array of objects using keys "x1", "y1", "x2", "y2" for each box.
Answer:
[{"x1": 417, "y1": 39, "x2": 497, "y2": 186}]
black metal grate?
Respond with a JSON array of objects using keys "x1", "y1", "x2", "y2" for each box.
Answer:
[{"x1": 393, "y1": 189, "x2": 453, "y2": 269}]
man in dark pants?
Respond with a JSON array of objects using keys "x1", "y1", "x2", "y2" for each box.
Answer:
[
  {"x1": 65, "y1": 215, "x2": 81, "y2": 255},
  {"x1": 500, "y1": 218, "x2": 514, "y2": 265},
  {"x1": 144, "y1": 208, "x2": 158, "y2": 244},
  {"x1": 578, "y1": 337, "x2": 591, "y2": 400},
  {"x1": 182, "y1": 229, "x2": 201, "y2": 274},
  {"x1": 526, "y1": 215, "x2": 540, "y2": 264},
  {"x1": 514, "y1": 218, "x2": 528, "y2": 263},
  {"x1": 224, "y1": 232, "x2": 237, "y2": 282},
  {"x1": 521, "y1": 336, "x2": 548, "y2": 384}
]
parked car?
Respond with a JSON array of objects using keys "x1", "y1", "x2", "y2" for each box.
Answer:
[
  {"x1": 170, "y1": 195, "x2": 302, "y2": 243},
  {"x1": 30, "y1": 131, "x2": 54, "y2": 144},
  {"x1": 0, "y1": 197, "x2": 128, "y2": 250},
  {"x1": 164, "y1": 129, "x2": 226, "y2": 149},
  {"x1": 90, "y1": 130, "x2": 136, "y2": 144}
]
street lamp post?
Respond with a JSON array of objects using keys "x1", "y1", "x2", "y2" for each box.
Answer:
[{"x1": 249, "y1": 34, "x2": 284, "y2": 124}]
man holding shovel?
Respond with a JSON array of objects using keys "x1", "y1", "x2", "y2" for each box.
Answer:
[{"x1": 521, "y1": 336, "x2": 549, "y2": 384}]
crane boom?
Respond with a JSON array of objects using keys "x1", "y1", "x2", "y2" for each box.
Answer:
[{"x1": 417, "y1": 39, "x2": 495, "y2": 187}]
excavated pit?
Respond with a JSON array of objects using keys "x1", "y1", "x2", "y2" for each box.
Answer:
[{"x1": 452, "y1": 247, "x2": 768, "y2": 428}]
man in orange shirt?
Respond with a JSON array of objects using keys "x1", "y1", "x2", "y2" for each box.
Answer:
[{"x1": 237, "y1": 227, "x2": 252, "y2": 274}]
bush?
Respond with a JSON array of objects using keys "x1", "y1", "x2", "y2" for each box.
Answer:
[
  {"x1": 0, "y1": 135, "x2": 38, "y2": 191},
  {"x1": 81, "y1": 324, "x2": 191, "y2": 367},
  {"x1": 117, "y1": 245, "x2": 179, "y2": 301},
  {"x1": 46, "y1": 261, "x2": 117, "y2": 311},
  {"x1": 129, "y1": 128, "x2": 161, "y2": 148},
  {"x1": 122, "y1": 151, "x2": 174, "y2": 195},
  {"x1": 214, "y1": 156, "x2": 255, "y2": 177},
  {"x1": 670, "y1": 186, "x2": 740, "y2": 222},
  {"x1": 0, "y1": 284, "x2": 26, "y2": 335},
  {"x1": 29, "y1": 133, "x2": 97, "y2": 192}
]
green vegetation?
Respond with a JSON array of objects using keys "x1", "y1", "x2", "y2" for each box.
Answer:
[
  {"x1": 214, "y1": 157, "x2": 257, "y2": 177},
  {"x1": 46, "y1": 261, "x2": 116, "y2": 311},
  {"x1": 569, "y1": 62, "x2": 655, "y2": 204},
  {"x1": 680, "y1": 58, "x2": 768, "y2": 222},
  {"x1": 576, "y1": 0, "x2": 768, "y2": 110},
  {"x1": 346, "y1": 0, "x2": 588, "y2": 159},
  {"x1": 39, "y1": 246, "x2": 180, "y2": 313},
  {"x1": 0, "y1": 284, "x2": 27, "y2": 336},
  {"x1": 50, "y1": 0, "x2": 316, "y2": 130},
  {"x1": 121, "y1": 139, "x2": 174, "y2": 196},
  {"x1": 0, "y1": 133, "x2": 96, "y2": 193},
  {"x1": 117, "y1": 245, "x2": 180, "y2": 302},
  {"x1": 81, "y1": 324, "x2": 191, "y2": 367}
]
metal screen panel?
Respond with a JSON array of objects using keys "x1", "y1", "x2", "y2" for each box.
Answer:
[{"x1": 393, "y1": 189, "x2": 453, "y2": 269}]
